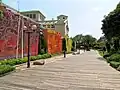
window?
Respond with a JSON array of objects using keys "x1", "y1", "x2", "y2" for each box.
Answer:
[
  {"x1": 30, "y1": 14, "x2": 32, "y2": 18},
  {"x1": 33, "y1": 14, "x2": 36, "y2": 19},
  {"x1": 40, "y1": 14, "x2": 43, "y2": 20},
  {"x1": 43, "y1": 25, "x2": 46, "y2": 28},
  {"x1": 51, "y1": 25, "x2": 55, "y2": 28},
  {"x1": 41, "y1": 17, "x2": 43, "y2": 21},
  {"x1": 26, "y1": 14, "x2": 29, "y2": 17},
  {"x1": 40, "y1": 14, "x2": 41, "y2": 20},
  {"x1": 47, "y1": 25, "x2": 50, "y2": 28}
]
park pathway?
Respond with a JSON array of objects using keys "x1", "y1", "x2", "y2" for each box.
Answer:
[{"x1": 0, "y1": 51, "x2": 120, "y2": 90}]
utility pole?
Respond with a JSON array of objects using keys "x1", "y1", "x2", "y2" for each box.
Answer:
[
  {"x1": 21, "y1": 16, "x2": 24, "y2": 58},
  {"x1": 74, "y1": 41, "x2": 76, "y2": 51},
  {"x1": 16, "y1": 0, "x2": 20, "y2": 58}
]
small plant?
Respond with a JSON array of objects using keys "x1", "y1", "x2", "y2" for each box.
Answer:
[{"x1": 0, "y1": 54, "x2": 51, "y2": 66}]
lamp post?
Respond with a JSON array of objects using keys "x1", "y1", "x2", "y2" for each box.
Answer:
[
  {"x1": 77, "y1": 40, "x2": 81, "y2": 54},
  {"x1": 24, "y1": 25, "x2": 37, "y2": 68},
  {"x1": 74, "y1": 41, "x2": 76, "y2": 52},
  {"x1": 79, "y1": 41, "x2": 82, "y2": 54},
  {"x1": 62, "y1": 37, "x2": 66, "y2": 58},
  {"x1": 38, "y1": 29, "x2": 43, "y2": 54}
]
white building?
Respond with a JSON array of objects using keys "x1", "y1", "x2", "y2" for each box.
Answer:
[
  {"x1": 21, "y1": 10, "x2": 69, "y2": 37},
  {"x1": 21, "y1": 10, "x2": 46, "y2": 22}
]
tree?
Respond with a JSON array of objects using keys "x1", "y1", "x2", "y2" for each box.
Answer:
[
  {"x1": 101, "y1": 2, "x2": 120, "y2": 51},
  {"x1": 73, "y1": 34, "x2": 83, "y2": 42},
  {"x1": 101, "y1": 2, "x2": 120, "y2": 40},
  {"x1": 73, "y1": 34, "x2": 97, "y2": 49},
  {"x1": 97, "y1": 36, "x2": 106, "y2": 42}
]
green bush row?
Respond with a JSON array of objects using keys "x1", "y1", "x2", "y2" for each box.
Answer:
[
  {"x1": 99, "y1": 51, "x2": 120, "y2": 70},
  {"x1": 107, "y1": 54, "x2": 120, "y2": 62},
  {"x1": 109, "y1": 61, "x2": 120, "y2": 69},
  {"x1": 98, "y1": 51, "x2": 104, "y2": 56},
  {"x1": 30, "y1": 54, "x2": 51, "y2": 61},
  {"x1": 0, "y1": 53, "x2": 62, "y2": 76},
  {"x1": 0, "y1": 65, "x2": 15, "y2": 76},
  {"x1": 0, "y1": 58, "x2": 28, "y2": 66},
  {"x1": 0, "y1": 54, "x2": 51, "y2": 66}
]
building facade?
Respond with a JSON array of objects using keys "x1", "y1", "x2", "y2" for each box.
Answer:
[
  {"x1": 55, "y1": 15, "x2": 69, "y2": 37},
  {"x1": 40, "y1": 15, "x2": 69, "y2": 37},
  {"x1": 0, "y1": 3, "x2": 40, "y2": 59},
  {"x1": 21, "y1": 10, "x2": 69, "y2": 37},
  {"x1": 21, "y1": 10, "x2": 46, "y2": 22}
]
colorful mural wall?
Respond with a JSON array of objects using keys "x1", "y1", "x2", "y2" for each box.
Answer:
[
  {"x1": 0, "y1": 4, "x2": 39, "y2": 60},
  {"x1": 64, "y1": 35, "x2": 72, "y2": 53},
  {"x1": 43, "y1": 29, "x2": 62, "y2": 54}
]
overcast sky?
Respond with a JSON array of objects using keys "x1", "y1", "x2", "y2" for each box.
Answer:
[{"x1": 3, "y1": 0, "x2": 120, "y2": 39}]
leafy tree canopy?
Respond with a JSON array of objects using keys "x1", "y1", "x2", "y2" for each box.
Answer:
[{"x1": 101, "y1": 2, "x2": 120, "y2": 40}]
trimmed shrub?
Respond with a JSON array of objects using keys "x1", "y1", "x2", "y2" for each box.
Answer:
[
  {"x1": 109, "y1": 61, "x2": 120, "y2": 69},
  {"x1": 0, "y1": 58, "x2": 27, "y2": 66},
  {"x1": 0, "y1": 54, "x2": 51, "y2": 66},
  {"x1": 103, "y1": 53, "x2": 111, "y2": 59},
  {"x1": 107, "y1": 54, "x2": 120, "y2": 62},
  {"x1": 98, "y1": 51, "x2": 104, "y2": 56},
  {"x1": 0, "y1": 53, "x2": 54, "y2": 76},
  {"x1": 30, "y1": 56, "x2": 38, "y2": 61},
  {"x1": 0, "y1": 65, "x2": 15, "y2": 75}
]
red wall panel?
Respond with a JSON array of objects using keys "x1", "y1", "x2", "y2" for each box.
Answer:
[{"x1": 0, "y1": 5, "x2": 39, "y2": 60}]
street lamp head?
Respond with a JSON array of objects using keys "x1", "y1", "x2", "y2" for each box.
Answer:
[
  {"x1": 40, "y1": 31, "x2": 43, "y2": 35},
  {"x1": 31, "y1": 25, "x2": 37, "y2": 30},
  {"x1": 40, "y1": 29, "x2": 43, "y2": 35},
  {"x1": 23, "y1": 25, "x2": 27, "y2": 30}
]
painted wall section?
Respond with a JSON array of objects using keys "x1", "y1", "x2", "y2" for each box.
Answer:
[
  {"x1": 43, "y1": 29, "x2": 62, "y2": 54},
  {"x1": 64, "y1": 35, "x2": 72, "y2": 53},
  {"x1": 0, "y1": 4, "x2": 39, "y2": 60}
]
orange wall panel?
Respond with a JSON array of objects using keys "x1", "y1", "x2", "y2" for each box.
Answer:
[{"x1": 43, "y1": 29, "x2": 62, "y2": 54}]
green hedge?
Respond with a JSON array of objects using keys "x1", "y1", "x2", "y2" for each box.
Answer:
[
  {"x1": 103, "y1": 53, "x2": 112, "y2": 59},
  {"x1": 107, "y1": 54, "x2": 120, "y2": 62},
  {"x1": 0, "y1": 54, "x2": 51, "y2": 66},
  {"x1": 30, "y1": 54, "x2": 51, "y2": 61},
  {"x1": 0, "y1": 53, "x2": 58, "y2": 76},
  {"x1": 0, "y1": 58, "x2": 28, "y2": 66},
  {"x1": 98, "y1": 51, "x2": 104, "y2": 56},
  {"x1": 0, "y1": 65, "x2": 15, "y2": 76},
  {"x1": 109, "y1": 61, "x2": 120, "y2": 69}
]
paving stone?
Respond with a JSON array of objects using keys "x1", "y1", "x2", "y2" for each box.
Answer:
[{"x1": 0, "y1": 51, "x2": 120, "y2": 90}]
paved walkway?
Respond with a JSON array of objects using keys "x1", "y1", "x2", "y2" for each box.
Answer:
[{"x1": 0, "y1": 51, "x2": 120, "y2": 90}]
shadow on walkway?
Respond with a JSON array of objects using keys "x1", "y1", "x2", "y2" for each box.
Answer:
[{"x1": 97, "y1": 57, "x2": 106, "y2": 61}]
